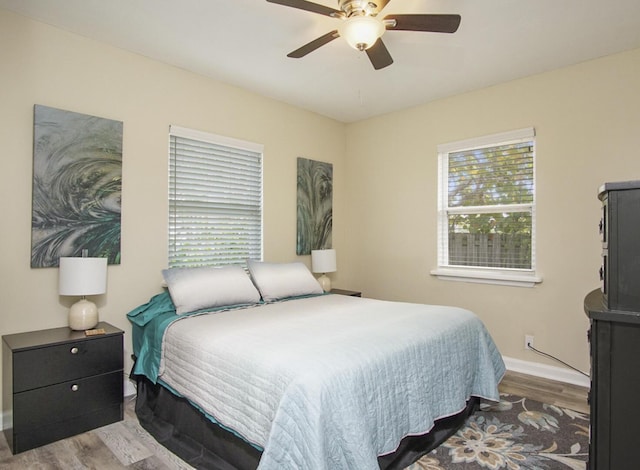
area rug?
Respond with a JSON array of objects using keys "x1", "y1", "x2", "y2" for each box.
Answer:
[{"x1": 406, "y1": 394, "x2": 590, "y2": 470}]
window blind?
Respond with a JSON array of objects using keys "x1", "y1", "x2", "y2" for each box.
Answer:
[
  {"x1": 437, "y1": 128, "x2": 536, "y2": 272},
  {"x1": 168, "y1": 126, "x2": 263, "y2": 268}
]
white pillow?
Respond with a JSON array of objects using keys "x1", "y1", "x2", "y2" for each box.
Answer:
[
  {"x1": 162, "y1": 265, "x2": 261, "y2": 315},
  {"x1": 247, "y1": 260, "x2": 323, "y2": 302}
]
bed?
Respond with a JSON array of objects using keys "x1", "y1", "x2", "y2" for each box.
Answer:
[{"x1": 128, "y1": 261, "x2": 505, "y2": 470}]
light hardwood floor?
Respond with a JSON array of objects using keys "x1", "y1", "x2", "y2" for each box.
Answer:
[
  {"x1": 499, "y1": 370, "x2": 589, "y2": 414},
  {"x1": 0, "y1": 371, "x2": 589, "y2": 469}
]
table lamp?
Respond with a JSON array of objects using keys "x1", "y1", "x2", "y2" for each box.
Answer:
[
  {"x1": 311, "y1": 249, "x2": 336, "y2": 292},
  {"x1": 59, "y1": 256, "x2": 107, "y2": 330}
]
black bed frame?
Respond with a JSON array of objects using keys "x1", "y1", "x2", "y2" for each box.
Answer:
[{"x1": 134, "y1": 375, "x2": 478, "y2": 470}]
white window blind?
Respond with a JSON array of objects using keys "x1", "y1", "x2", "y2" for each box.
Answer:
[
  {"x1": 168, "y1": 125, "x2": 263, "y2": 268},
  {"x1": 433, "y1": 128, "x2": 541, "y2": 286}
]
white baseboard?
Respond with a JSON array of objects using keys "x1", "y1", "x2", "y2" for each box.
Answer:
[
  {"x1": 124, "y1": 376, "x2": 136, "y2": 397},
  {"x1": 503, "y1": 355, "x2": 591, "y2": 388}
]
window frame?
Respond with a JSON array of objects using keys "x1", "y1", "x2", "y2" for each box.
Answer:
[
  {"x1": 168, "y1": 125, "x2": 264, "y2": 269},
  {"x1": 431, "y1": 127, "x2": 542, "y2": 287}
]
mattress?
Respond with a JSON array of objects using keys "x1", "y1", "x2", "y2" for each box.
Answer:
[{"x1": 153, "y1": 294, "x2": 505, "y2": 470}]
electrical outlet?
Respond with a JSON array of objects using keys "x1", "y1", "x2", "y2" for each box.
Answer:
[{"x1": 525, "y1": 335, "x2": 534, "y2": 350}]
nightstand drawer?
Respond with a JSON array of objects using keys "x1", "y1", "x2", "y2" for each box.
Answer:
[
  {"x1": 12, "y1": 403, "x2": 122, "y2": 455},
  {"x1": 13, "y1": 370, "x2": 122, "y2": 431},
  {"x1": 13, "y1": 334, "x2": 123, "y2": 392}
]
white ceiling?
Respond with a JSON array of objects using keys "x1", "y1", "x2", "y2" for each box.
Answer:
[{"x1": 3, "y1": 0, "x2": 640, "y2": 122}]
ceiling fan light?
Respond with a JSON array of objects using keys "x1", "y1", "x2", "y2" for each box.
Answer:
[{"x1": 339, "y1": 15, "x2": 385, "y2": 51}]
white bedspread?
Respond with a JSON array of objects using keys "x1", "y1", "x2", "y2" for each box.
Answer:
[{"x1": 159, "y1": 294, "x2": 505, "y2": 470}]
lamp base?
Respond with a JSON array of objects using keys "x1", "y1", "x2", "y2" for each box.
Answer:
[
  {"x1": 317, "y1": 273, "x2": 331, "y2": 292},
  {"x1": 69, "y1": 298, "x2": 99, "y2": 331}
]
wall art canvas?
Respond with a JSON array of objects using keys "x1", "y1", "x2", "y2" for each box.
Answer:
[
  {"x1": 31, "y1": 105, "x2": 123, "y2": 268},
  {"x1": 296, "y1": 157, "x2": 333, "y2": 255}
]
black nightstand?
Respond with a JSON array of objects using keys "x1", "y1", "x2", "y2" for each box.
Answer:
[
  {"x1": 2, "y1": 321, "x2": 123, "y2": 454},
  {"x1": 330, "y1": 288, "x2": 362, "y2": 297}
]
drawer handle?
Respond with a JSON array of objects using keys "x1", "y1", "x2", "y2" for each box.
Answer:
[
  {"x1": 70, "y1": 347, "x2": 79, "y2": 355},
  {"x1": 71, "y1": 384, "x2": 79, "y2": 392}
]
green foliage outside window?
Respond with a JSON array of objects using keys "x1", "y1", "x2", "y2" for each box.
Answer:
[
  {"x1": 447, "y1": 142, "x2": 533, "y2": 235},
  {"x1": 446, "y1": 141, "x2": 534, "y2": 269}
]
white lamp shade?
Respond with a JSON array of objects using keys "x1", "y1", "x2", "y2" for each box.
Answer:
[
  {"x1": 59, "y1": 257, "x2": 108, "y2": 296},
  {"x1": 338, "y1": 15, "x2": 385, "y2": 51},
  {"x1": 311, "y1": 249, "x2": 337, "y2": 274}
]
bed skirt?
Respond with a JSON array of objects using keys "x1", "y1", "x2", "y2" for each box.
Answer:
[{"x1": 134, "y1": 375, "x2": 478, "y2": 470}]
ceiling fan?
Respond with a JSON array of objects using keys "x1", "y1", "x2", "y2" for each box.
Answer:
[{"x1": 266, "y1": 0, "x2": 461, "y2": 70}]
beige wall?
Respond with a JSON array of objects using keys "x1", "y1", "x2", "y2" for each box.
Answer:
[
  {"x1": 343, "y1": 47, "x2": 640, "y2": 374},
  {"x1": 0, "y1": 8, "x2": 346, "y2": 399},
  {"x1": 2, "y1": 6, "x2": 640, "y2": 407}
]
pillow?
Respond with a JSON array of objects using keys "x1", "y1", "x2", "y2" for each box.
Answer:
[
  {"x1": 247, "y1": 260, "x2": 323, "y2": 302},
  {"x1": 162, "y1": 265, "x2": 261, "y2": 315}
]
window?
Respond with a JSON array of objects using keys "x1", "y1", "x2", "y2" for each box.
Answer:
[
  {"x1": 168, "y1": 125, "x2": 263, "y2": 268},
  {"x1": 432, "y1": 128, "x2": 541, "y2": 287}
]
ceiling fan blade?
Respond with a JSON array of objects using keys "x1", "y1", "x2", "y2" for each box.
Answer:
[
  {"x1": 266, "y1": 0, "x2": 341, "y2": 17},
  {"x1": 384, "y1": 14, "x2": 461, "y2": 33},
  {"x1": 287, "y1": 30, "x2": 339, "y2": 58},
  {"x1": 366, "y1": 38, "x2": 393, "y2": 70}
]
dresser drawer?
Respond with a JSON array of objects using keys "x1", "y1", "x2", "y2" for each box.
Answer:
[
  {"x1": 13, "y1": 370, "x2": 122, "y2": 431},
  {"x1": 12, "y1": 334, "x2": 123, "y2": 392}
]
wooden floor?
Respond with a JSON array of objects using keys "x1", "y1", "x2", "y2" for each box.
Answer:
[
  {"x1": 499, "y1": 370, "x2": 589, "y2": 414},
  {"x1": 0, "y1": 371, "x2": 589, "y2": 469}
]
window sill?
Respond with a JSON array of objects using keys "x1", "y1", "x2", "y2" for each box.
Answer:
[{"x1": 430, "y1": 267, "x2": 542, "y2": 288}]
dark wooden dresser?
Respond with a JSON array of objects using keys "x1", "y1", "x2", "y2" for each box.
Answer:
[
  {"x1": 584, "y1": 289, "x2": 640, "y2": 470},
  {"x1": 584, "y1": 180, "x2": 640, "y2": 470},
  {"x1": 2, "y1": 321, "x2": 123, "y2": 453}
]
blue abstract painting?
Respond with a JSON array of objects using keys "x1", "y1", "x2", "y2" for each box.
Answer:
[
  {"x1": 296, "y1": 157, "x2": 332, "y2": 255},
  {"x1": 31, "y1": 105, "x2": 122, "y2": 267}
]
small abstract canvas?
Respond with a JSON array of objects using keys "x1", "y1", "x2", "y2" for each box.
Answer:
[
  {"x1": 31, "y1": 105, "x2": 123, "y2": 267},
  {"x1": 296, "y1": 157, "x2": 333, "y2": 255}
]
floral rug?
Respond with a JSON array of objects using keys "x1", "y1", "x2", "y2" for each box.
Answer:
[{"x1": 406, "y1": 394, "x2": 590, "y2": 470}]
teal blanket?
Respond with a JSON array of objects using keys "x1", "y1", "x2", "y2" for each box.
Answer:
[
  {"x1": 127, "y1": 291, "x2": 182, "y2": 382},
  {"x1": 127, "y1": 291, "x2": 257, "y2": 382},
  {"x1": 127, "y1": 291, "x2": 318, "y2": 381}
]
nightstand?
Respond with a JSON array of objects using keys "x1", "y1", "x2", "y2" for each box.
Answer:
[
  {"x1": 330, "y1": 288, "x2": 362, "y2": 297},
  {"x1": 2, "y1": 322, "x2": 123, "y2": 454}
]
